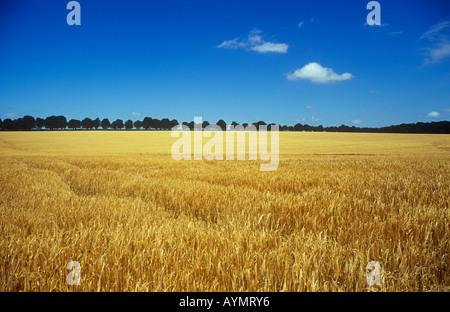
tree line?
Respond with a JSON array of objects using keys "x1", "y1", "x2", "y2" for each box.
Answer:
[
  {"x1": 0, "y1": 116, "x2": 180, "y2": 131},
  {"x1": 0, "y1": 115, "x2": 449, "y2": 134}
]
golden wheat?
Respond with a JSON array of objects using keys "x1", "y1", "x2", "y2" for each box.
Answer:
[{"x1": 0, "y1": 131, "x2": 448, "y2": 291}]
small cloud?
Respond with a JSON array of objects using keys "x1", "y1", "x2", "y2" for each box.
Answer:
[
  {"x1": 443, "y1": 108, "x2": 450, "y2": 112},
  {"x1": 297, "y1": 21, "x2": 304, "y2": 28},
  {"x1": 248, "y1": 35, "x2": 263, "y2": 44},
  {"x1": 351, "y1": 119, "x2": 363, "y2": 124},
  {"x1": 420, "y1": 20, "x2": 450, "y2": 64},
  {"x1": 218, "y1": 28, "x2": 288, "y2": 54},
  {"x1": 419, "y1": 21, "x2": 450, "y2": 41},
  {"x1": 369, "y1": 90, "x2": 379, "y2": 94},
  {"x1": 287, "y1": 62, "x2": 354, "y2": 84},
  {"x1": 311, "y1": 116, "x2": 321, "y2": 122},
  {"x1": 427, "y1": 111, "x2": 440, "y2": 118},
  {"x1": 247, "y1": 28, "x2": 263, "y2": 44},
  {"x1": 424, "y1": 43, "x2": 450, "y2": 65},
  {"x1": 388, "y1": 31, "x2": 403, "y2": 36},
  {"x1": 251, "y1": 42, "x2": 288, "y2": 53},
  {"x1": 305, "y1": 105, "x2": 314, "y2": 109},
  {"x1": 130, "y1": 112, "x2": 142, "y2": 118},
  {"x1": 4, "y1": 113, "x2": 19, "y2": 118},
  {"x1": 249, "y1": 27, "x2": 263, "y2": 35},
  {"x1": 217, "y1": 38, "x2": 245, "y2": 49}
]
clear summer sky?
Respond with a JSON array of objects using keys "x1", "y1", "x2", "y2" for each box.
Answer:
[{"x1": 1, "y1": 0, "x2": 450, "y2": 127}]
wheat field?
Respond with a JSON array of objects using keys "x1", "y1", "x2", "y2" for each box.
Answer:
[{"x1": 0, "y1": 131, "x2": 448, "y2": 292}]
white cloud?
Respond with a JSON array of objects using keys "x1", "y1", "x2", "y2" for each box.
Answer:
[
  {"x1": 251, "y1": 42, "x2": 288, "y2": 53},
  {"x1": 420, "y1": 21, "x2": 450, "y2": 40},
  {"x1": 4, "y1": 113, "x2": 19, "y2": 118},
  {"x1": 420, "y1": 20, "x2": 450, "y2": 64},
  {"x1": 425, "y1": 42, "x2": 450, "y2": 64},
  {"x1": 351, "y1": 119, "x2": 363, "y2": 124},
  {"x1": 287, "y1": 62, "x2": 354, "y2": 84},
  {"x1": 249, "y1": 28, "x2": 262, "y2": 35},
  {"x1": 305, "y1": 105, "x2": 313, "y2": 109},
  {"x1": 217, "y1": 38, "x2": 243, "y2": 49},
  {"x1": 131, "y1": 112, "x2": 142, "y2": 118},
  {"x1": 311, "y1": 116, "x2": 321, "y2": 122},
  {"x1": 388, "y1": 31, "x2": 403, "y2": 36},
  {"x1": 443, "y1": 108, "x2": 450, "y2": 112},
  {"x1": 248, "y1": 28, "x2": 263, "y2": 44},
  {"x1": 217, "y1": 28, "x2": 288, "y2": 54},
  {"x1": 297, "y1": 21, "x2": 304, "y2": 28},
  {"x1": 427, "y1": 111, "x2": 440, "y2": 118}
]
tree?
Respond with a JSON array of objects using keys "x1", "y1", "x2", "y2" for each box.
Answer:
[
  {"x1": 36, "y1": 118, "x2": 45, "y2": 130},
  {"x1": 111, "y1": 119, "x2": 124, "y2": 129},
  {"x1": 2, "y1": 118, "x2": 12, "y2": 130},
  {"x1": 252, "y1": 121, "x2": 266, "y2": 131},
  {"x1": 142, "y1": 117, "x2": 153, "y2": 130},
  {"x1": 68, "y1": 119, "x2": 82, "y2": 129},
  {"x1": 57, "y1": 116, "x2": 67, "y2": 129},
  {"x1": 45, "y1": 115, "x2": 67, "y2": 130},
  {"x1": 294, "y1": 123, "x2": 304, "y2": 131},
  {"x1": 45, "y1": 116, "x2": 56, "y2": 130},
  {"x1": 338, "y1": 124, "x2": 350, "y2": 132},
  {"x1": 125, "y1": 119, "x2": 133, "y2": 130},
  {"x1": 216, "y1": 119, "x2": 227, "y2": 131},
  {"x1": 133, "y1": 120, "x2": 142, "y2": 129},
  {"x1": 182, "y1": 121, "x2": 193, "y2": 130},
  {"x1": 170, "y1": 119, "x2": 179, "y2": 129},
  {"x1": 101, "y1": 118, "x2": 111, "y2": 130},
  {"x1": 0, "y1": 118, "x2": 2, "y2": 130},
  {"x1": 82, "y1": 118, "x2": 93, "y2": 130},
  {"x1": 160, "y1": 118, "x2": 171, "y2": 130},
  {"x1": 22, "y1": 115, "x2": 36, "y2": 130},
  {"x1": 303, "y1": 124, "x2": 313, "y2": 132},
  {"x1": 9, "y1": 116, "x2": 34, "y2": 131},
  {"x1": 93, "y1": 118, "x2": 101, "y2": 130},
  {"x1": 11, "y1": 118, "x2": 22, "y2": 130},
  {"x1": 150, "y1": 118, "x2": 161, "y2": 130},
  {"x1": 202, "y1": 120, "x2": 210, "y2": 129}
]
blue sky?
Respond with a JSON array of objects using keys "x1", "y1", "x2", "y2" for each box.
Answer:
[{"x1": 1, "y1": 0, "x2": 450, "y2": 127}]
